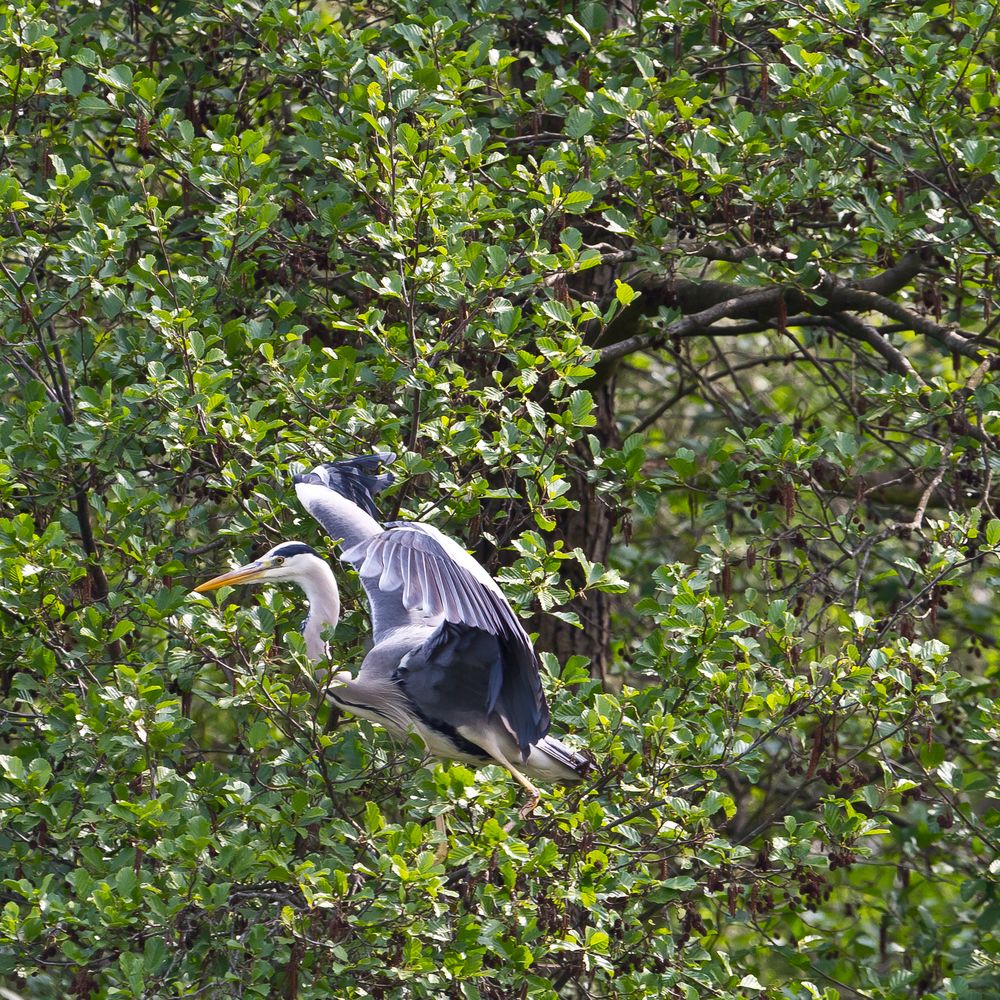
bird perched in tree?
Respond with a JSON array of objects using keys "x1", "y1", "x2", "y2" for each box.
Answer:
[{"x1": 192, "y1": 453, "x2": 592, "y2": 815}]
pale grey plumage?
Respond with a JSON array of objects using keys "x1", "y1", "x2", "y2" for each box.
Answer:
[{"x1": 294, "y1": 453, "x2": 591, "y2": 800}]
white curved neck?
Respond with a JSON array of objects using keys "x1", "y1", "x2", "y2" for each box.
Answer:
[{"x1": 294, "y1": 557, "x2": 340, "y2": 663}]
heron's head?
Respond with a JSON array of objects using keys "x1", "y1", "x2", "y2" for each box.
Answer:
[{"x1": 193, "y1": 542, "x2": 326, "y2": 593}]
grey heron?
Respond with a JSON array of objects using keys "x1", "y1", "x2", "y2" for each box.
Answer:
[{"x1": 193, "y1": 453, "x2": 592, "y2": 815}]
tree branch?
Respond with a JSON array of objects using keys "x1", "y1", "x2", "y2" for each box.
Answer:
[
  {"x1": 599, "y1": 286, "x2": 785, "y2": 365},
  {"x1": 828, "y1": 313, "x2": 924, "y2": 381},
  {"x1": 823, "y1": 281, "x2": 986, "y2": 362},
  {"x1": 596, "y1": 250, "x2": 991, "y2": 372},
  {"x1": 853, "y1": 251, "x2": 927, "y2": 295}
]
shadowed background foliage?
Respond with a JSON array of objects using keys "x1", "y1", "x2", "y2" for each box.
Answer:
[{"x1": 2, "y1": 0, "x2": 1000, "y2": 997}]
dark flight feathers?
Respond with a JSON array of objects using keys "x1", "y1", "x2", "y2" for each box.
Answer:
[{"x1": 293, "y1": 452, "x2": 395, "y2": 520}]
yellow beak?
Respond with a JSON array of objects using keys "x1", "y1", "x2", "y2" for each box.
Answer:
[{"x1": 192, "y1": 561, "x2": 267, "y2": 593}]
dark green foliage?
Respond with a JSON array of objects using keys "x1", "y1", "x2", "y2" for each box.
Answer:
[{"x1": 1, "y1": 1, "x2": 999, "y2": 997}]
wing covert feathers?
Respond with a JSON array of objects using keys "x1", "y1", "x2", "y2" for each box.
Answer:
[{"x1": 344, "y1": 523, "x2": 524, "y2": 638}]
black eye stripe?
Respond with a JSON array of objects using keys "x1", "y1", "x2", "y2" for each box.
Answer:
[{"x1": 268, "y1": 542, "x2": 317, "y2": 558}]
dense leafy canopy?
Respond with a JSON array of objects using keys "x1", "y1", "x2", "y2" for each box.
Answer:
[{"x1": 2, "y1": 0, "x2": 1000, "y2": 997}]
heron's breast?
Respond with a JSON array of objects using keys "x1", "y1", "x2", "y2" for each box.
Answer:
[{"x1": 408, "y1": 719, "x2": 490, "y2": 764}]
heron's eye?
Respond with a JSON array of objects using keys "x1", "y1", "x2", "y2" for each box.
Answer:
[{"x1": 273, "y1": 557, "x2": 285, "y2": 566}]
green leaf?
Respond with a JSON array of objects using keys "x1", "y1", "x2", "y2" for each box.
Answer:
[
  {"x1": 63, "y1": 66, "x2": 86, "y2": 97},
  {"x1": 566, "y1": 107, "x2": 594, "y2": 140},
  {"x1": 563, "y1": 188, "x2": 593, "y2": 212},
  {"x1": 614, "y1": 279, "x2": 636, "y2": 306},
  {"x1": 0, "y1": 755, "x2": 25, "y2": 781},
  {"x1": 567, "y1": 389, "x2": 596, "y2": 426},
  {"x1": 100, "y1": 65, "x2": 134, "y2": 90},
  {"x1": 564, "y1": 13, "x2": 591, "y2": 43},
  {"x1": 986, "y1": 518, "x2": 1000, "y2": 546},
  {"x1": 663, "y1": 876, "x2": 698, "y2": 890},
  {"x1": 364, "y1": 801, "x2": 385, "y2": 834},
  {"x1": 541, "y1": 298, "x2": 573, "y2": 324}
]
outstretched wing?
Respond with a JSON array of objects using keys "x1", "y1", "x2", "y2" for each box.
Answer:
[
  {"x1": 293, "y1": 452, "x2": 550, "y2": 754},
  {"x1": 293, "y1": 452, "x2": 395, "y2": 551},
  {"x1": 343, "y1": 521, "x2": 551, "y2": 755}
]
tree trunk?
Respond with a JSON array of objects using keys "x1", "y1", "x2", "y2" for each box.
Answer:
[{"x1": 535, "y1": 373, "x2": 621, "y2": 684}]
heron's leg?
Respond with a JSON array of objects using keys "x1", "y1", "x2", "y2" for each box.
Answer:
[
  {"x1": 495, "y1": 760, "x2": 541, "y2": 818},
  {"x1": 469, "y1": 728, "x2": 542, "y2": 823}
]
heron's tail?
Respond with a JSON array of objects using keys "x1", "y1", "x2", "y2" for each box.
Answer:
[
  {"x1": 524, "y1": 734, "x2": 594, "y2": 783},
  {"x1": 294, "y1": 453, "x2": 395, "y2": 520}
]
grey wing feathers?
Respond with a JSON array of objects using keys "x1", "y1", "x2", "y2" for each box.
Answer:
[
  {"x1": 293, "y1": 452, "x2": 395, "y2": 519},
  {"x1": 300, "y1": 455, "x2": 552, "y2": 756},
  {"x1": 401, "y1": 622, "x2": 501, "y2": 718},
  {"x1": 294, "y1": 452, "x2": 395, "y2": 553},
  {"x1": 344, "y1": 525, "x2": 524, "y2": 638},
  {"x1": 495, "y1": 632, "x2": 550, "y2": 755}
]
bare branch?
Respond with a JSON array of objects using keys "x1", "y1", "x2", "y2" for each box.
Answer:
[
  {"x1": 825, "y1": 281, "x2": 988, "y2": 362},
  {"x1": 907, "y1": 466, "x2": 947, "y2": 531},
  {"x1": 678, "y1": 241, "x2": 794, "y2": 264},
  {"x1": 853, "y1": 251, "x2": 927, "y2": 296},
  {"x1": 599, "y1": 286, "x2": 785, "y2": 364},
  {"x1": 829, "y1": 313, "x2": 924, "y2": 381},
  {"x1": 596, "y1": 251, "x2": 991, "y2": 373}
]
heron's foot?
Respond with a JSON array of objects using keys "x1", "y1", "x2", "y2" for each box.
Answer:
[
  {"x1": 503, "y1": 793, "x2": 540, "y2": 831},
  {"x1": 518, "y1": 792, "x2": 540, "y2": 820}
]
